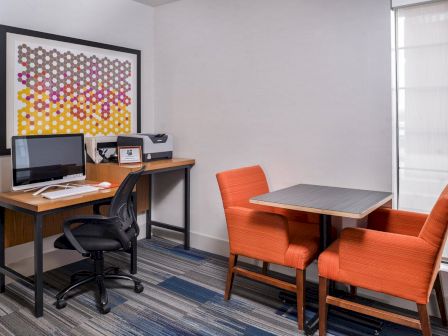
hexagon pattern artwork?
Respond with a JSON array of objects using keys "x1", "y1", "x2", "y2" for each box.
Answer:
[{"x1": 16, "y1": 44, "x2": 133, "y2": 136}]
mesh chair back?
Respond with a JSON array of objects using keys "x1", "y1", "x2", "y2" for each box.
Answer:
[{"x1": 109, "y1": 168, "x2": 144, "y2": 233}]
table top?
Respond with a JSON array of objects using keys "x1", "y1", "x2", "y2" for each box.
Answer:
[
  {"x1": 0, "y1": 180, "x2": 117, "y2": 213},
  {"x1": 0, "y1": 158, "x2": 196, "y2": 214},
  {"x1": 250, "y1": 184, "x2": 392, "y2": 219}
]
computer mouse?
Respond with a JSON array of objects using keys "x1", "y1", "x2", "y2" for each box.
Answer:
[{"x1": 98, "y1": 182, "x2": 112, "y2": 188}]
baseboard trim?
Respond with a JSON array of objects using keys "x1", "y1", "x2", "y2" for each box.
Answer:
[{"x1": 151, "y1": 227, "x2": 230, "y2": 255}]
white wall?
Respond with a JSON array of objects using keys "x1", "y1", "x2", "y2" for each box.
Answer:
[
  {"x1": 0, "y1": 0, "x2": 155, "y2": 265},
  {"x1": 152, "y1": 0, "x2": 448, "y2": 317},
  {"x1": 153, "y1": 0, "x2": 393, "y2": 250}
]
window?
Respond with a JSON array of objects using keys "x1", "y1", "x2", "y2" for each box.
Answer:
[{"x1": 393, "y1": 0, "x2": 448, "y2": 213}]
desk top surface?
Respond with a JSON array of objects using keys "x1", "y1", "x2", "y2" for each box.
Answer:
[
  {"x1": 88, "y1": 158, "x2": 196, "y2": 172},
  {"x1": 0, "y1": 180, "x2": 117, "y2": 213},
  {"x1": 250, "y1": 184, "x2": 392, "y2": 219},
  {"x1": 0, "y1": 158, "x2": 195, "y2": 213}
]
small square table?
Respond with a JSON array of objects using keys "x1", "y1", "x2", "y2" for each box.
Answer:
[
  {"x1": 250, "y1": 184, "x2": 392, "y2": 251},
  {"x1": 250, "y1": 184, "x2": 392, "y2": 334}
]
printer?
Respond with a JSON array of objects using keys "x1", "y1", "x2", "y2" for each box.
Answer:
[
  {"x1": 117, "y1": 133, "x2": 173, "y2": 161},
  {"x1": 85, "y1": 136, "x2": 119, "y2": 164}
]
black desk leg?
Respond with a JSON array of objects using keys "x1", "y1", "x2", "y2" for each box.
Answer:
[
  {"x1": 34, "y1": 214, "x2": 44, "y2": 318},
  {"x1": 146, "y1": 174, "x2": 152, "y2": 239},
  {"x1": 0, "y1": 207, "x2": 5, "y2": 293},
  {"x1": 131, "y1": 192, "x2": 138, "y2": 275},
  {"x1": 130, "y1": 237, "x2": 137, "y2": 275},
  {"x1": 184, "y1": 167, "x2": 191, "y2": 250}
]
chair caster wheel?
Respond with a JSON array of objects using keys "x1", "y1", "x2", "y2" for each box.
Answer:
[
  {"x1": 56, "y1": 299, "x2": 67, "y2": 309},
  {"x1": 134, "y1": 283, "x2": 144, "y2": 293},
  {"x1": 99, "y1": 304, "x2": 111, "y2": 314}
]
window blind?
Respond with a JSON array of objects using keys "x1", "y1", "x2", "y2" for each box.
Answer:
[
  {"x1": 395, "y1": 0, "x2": 448, "y2": 212},
  {"x1": 392, "y1": 0, "x2": 441, "y2": 8}
]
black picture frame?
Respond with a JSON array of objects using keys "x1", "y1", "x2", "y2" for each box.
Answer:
[{"x1": 0, "y1": 24, "x2": 141, "y2": 156}]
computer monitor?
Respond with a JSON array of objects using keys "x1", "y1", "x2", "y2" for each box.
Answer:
[{"x1": 11, "y1": 134, "x2": 86, "y2": 191}]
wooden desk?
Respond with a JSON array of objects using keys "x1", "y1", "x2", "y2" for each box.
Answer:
[
  {"x1": 0, "y1": 158, "x2": 195, "y2": 318},
  {"x1": 2, "y1": 158, "x2": 195, "y2": 249},
  {"x1": 87, "y1": 158, "x2": 196, "y2": 249},
  {"x1": 0, "y1": 181, "x2": 119, "y2": 318},
  {"x1": 0, "y1": 182, "x2": 117, "y2": 213}
]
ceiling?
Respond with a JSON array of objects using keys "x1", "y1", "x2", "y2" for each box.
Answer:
[{"x1": 132, "y1": 0, "x2": 181, "y2": 7}]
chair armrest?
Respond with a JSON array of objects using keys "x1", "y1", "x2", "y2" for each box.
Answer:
[
  {"x1": 339, "y1": 228, "x2": 436, "y2": 295},
  {"x1": 63, "y1": 215, "x2": 129, "y2": 256},
  {"x1": 368, "y1": 208, "x2": 428, "y2": 236},
  {"x1": 224, "y1": 206, "x2": 289, "y2": 262}
]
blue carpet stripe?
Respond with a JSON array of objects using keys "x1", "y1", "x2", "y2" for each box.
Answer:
[{"x1": 159, "y1": 277, "x2": 219, "y2": 304}]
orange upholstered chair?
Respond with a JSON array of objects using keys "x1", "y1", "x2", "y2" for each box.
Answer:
[
  {"x1": 318, "y1": 186, "x2": 448, "y2": 336},
  {"x1": 216, "y1": 165, "x2": 320, "y2": 331}
]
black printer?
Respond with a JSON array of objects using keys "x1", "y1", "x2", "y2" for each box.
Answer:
[{"x1": 117, "y1": 133, "x2": 173, "y2": 161}]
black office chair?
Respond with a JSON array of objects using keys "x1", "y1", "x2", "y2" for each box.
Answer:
[{"x1": 54, "y1": 169, "x2": 144, "y2": 314}]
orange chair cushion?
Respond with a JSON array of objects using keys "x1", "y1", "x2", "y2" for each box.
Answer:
[
  {"x1": 318, "y1": 240, "x2": 340, "y2": 281},
  {"x1": 217, "y1": 165, "x2": 320, "y2": 270},
  {"x1": 285, "y1": 220, "x2": 320, "y2": 269},
  {"x1": 225, "y1": 207, "x2": 319, "y2": 270},
  {"x1": 419, "y1": 185, "x2": 448, "y2": 248},
  {"x1": 216, "y1": 166, "x2": 269, "y2": 209},
  {"x1": 225, "y1": 206, "x2": 289, "y2": 265},
  {"x1": 319, "y1": 228, "x2": 437, "y2": 304},
  {"x1": 320, "y1": 186, "x2": 448, "y2": 305},
  {"x1": 368, "y1": 208, "x2": 427, "y2": 237}
]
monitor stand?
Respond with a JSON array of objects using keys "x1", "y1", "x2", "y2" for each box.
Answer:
[{"x1": 32, "y1": 184, "x2": 76, "y2": 196}]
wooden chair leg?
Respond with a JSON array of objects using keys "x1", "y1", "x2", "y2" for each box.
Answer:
[
  {"x1": 319, "y1": 277, "x2": 329, "y2": 336},
  {"x1": 349, "y1": 285, "x2": 357, "y2": 296},
  {"x1": 262, "y1": 262, "x2": 269, "y2": 274},
  {"x1": 296, "y1": 269, "x2": 306, "y2": 331},
  {"x1": 224, "y1": 254, "x2": 238, "y2": 300},
  {"x1": 417, "y1": 304, "x2": 432, "y2": 336},
  {"x1": 435, "y1": 272, "x2": 448, "y2": 326}
]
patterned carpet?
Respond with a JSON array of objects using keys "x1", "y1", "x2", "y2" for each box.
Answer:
[{"x1": 0, "y1": 237, "x2": 446, "y2": 336}]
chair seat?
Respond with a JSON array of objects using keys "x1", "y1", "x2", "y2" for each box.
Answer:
[{"x1": 55, "y1": 223, "x2": 136, "y2": 252}]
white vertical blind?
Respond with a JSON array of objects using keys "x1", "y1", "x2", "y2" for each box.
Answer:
[
  {"x1": 392, "y1": 0, "x2": 439, "y2": 8},
  {"x1": 396, "y1": 1, "x2": 448, "y2": 213}
]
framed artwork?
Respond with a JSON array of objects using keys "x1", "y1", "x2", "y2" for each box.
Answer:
[
  {"x1": 118, "y1": 146, "x2": 142, "y2": 165},
  {"x1": 0, "y1": 25, "x2": 141, "y2": 155}
]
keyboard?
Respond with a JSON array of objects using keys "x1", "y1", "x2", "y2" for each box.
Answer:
[{"x1": 42, "y1": 186, "x2": 100, "y2": 200}]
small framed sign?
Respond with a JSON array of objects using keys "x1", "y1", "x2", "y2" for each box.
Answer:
[{"x1": 118, "y1": 146, "x2": 142, "y2": 164}]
